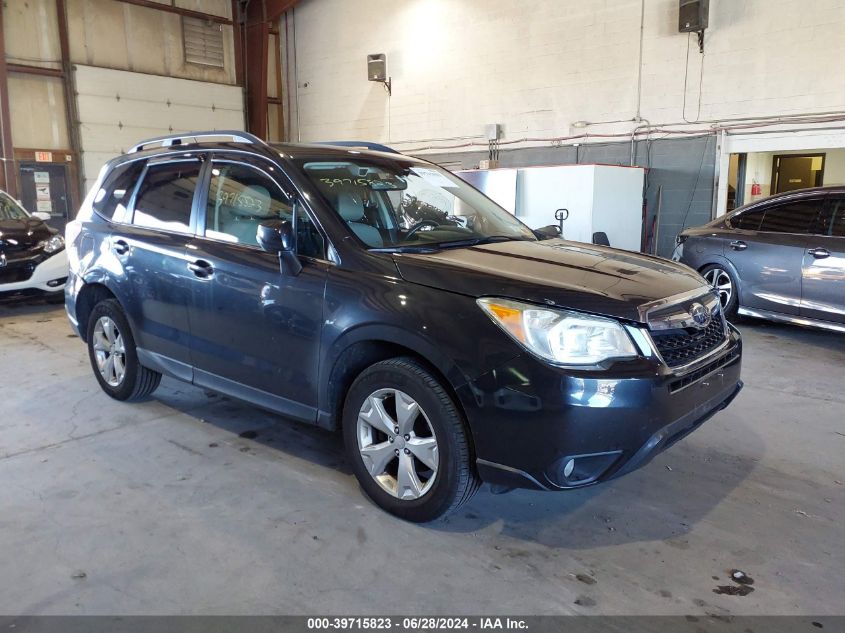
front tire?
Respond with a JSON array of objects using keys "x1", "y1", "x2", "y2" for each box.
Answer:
[
  {"x1": 342, "y1": 357, "x2": 480, "y2": 522},
  {"x1": 701, "y1": 264, "x2": 739, "y2": 319},
  {"x1": 86, "y1": 299, "x2": 161, "y2": 401}
]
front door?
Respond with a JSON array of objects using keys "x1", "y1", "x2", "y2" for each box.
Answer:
[
  {"x1": 186, "y1": 156, "x2": 329, "y2": 421},
  {"x1": 801, "y1": 194, "x2": 845, "y2": 325},
  {"x1": 725, "y1": 198, "x2": 822, "y2": 315},
  {"x1": 18, "y1": 162, "x2": 71, "y2": 232}
]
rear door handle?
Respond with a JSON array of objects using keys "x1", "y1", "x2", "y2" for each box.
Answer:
[
  {"x1": 187, "y1": 259, "x2": 214, "y2": 278},
  {"x1": 729, "y1": 240, "x2": 747, "y2": 251},
  {"x1": 808, "y1": 247, "x2": 830, "y2": 259},
  {"x1": 112, "y1": 239, "x2": 129, "y2": 255}
]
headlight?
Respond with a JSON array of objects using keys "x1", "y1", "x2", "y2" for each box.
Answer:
[
  {"x1": 477, "y1": 297, "x2": 637, "y2": 367},
  {"x1": 40, "y1": 235, "x2": 65, "y2": 253}
]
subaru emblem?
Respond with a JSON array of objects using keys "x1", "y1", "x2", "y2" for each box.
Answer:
[{"x1": 689, "y1": 302, "x2": 711, "y2": 328}]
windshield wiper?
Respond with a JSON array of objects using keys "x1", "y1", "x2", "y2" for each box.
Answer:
[
  {"x1": 435, "y1": 235, "x2": 528, "y2": 250},
  {"x1": 369, "y1": 245, "x2": 442, "y2": 254}
]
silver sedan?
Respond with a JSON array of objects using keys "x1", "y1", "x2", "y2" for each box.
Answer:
[{"x1": 672, "y1": 186, "x2": 845, "y2": 333}]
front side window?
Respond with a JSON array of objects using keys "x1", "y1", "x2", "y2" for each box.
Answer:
[
  {"x1": 729, "y1": 208, "x2": 764, "y2": 231},
  {"x1": 132, "y1": 161, "x2": 201, "y2": 233},
  {"x1": 295, "y1": 158, "x2": 536, "y2": 250},
  {"x1": 758, "y1": 198, "x2": 824, "y2": 234},
  {"x1": 822, "y1": 196, "x2": 845, "y2": 238},
  {"x1": 0, "y1": 191, "x2": 29, "y2": 220},
  {"x1": 204, "y1": 162, "x2": 293, "y2": 248}
]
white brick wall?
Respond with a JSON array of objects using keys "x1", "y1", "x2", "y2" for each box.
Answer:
[{"x1": 286, "y1": 0, "x2": 845, "y2": 146}]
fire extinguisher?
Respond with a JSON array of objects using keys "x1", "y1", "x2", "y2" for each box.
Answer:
[{"x1": 751, "y1": 181, "x2": 762, "y2": 197}]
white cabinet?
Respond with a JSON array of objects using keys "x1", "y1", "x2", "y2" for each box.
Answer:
[
  {"x1": 458, "y1": 164, "x2": 645, "y2": 252},
  {"x1": 516, "y1": 165, "x2": 645, "y2": 252}
]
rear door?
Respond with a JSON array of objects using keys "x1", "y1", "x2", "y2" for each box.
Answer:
[
  {"x1": 800, "y1": 194, "x2": 845, "y2": 325},
  {"x1": 185, "y1": 154, "x2": 330, "y2": 421},
  {"x1": 725, "y1": 196, "x2": 824, "y2": 315},
  {"x1": 112, "y1": 157, "x2": 203, "y2": 378}
]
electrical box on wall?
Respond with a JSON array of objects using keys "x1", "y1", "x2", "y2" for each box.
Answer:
[
  {"x1": 367, "y1": 54, "x2": 387, "y2": 82},
  {"x1": 485, "y1": 124, "x2": 502, "y2": 141},
  {"x1": 679, "y1": 0, "x2": 709, "y2": 32}
]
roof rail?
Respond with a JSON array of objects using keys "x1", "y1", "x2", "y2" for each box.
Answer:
[
  {"x1": 316, "y1": 140, "x2": 402, "y2": 155},
  {"x1": 127, "y1": 130, "x2": 266, "y2": 154}
]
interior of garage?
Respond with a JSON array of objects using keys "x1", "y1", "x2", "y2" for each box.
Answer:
[{"x1": 1, "y1": 0, "x2": 844, "y2": 626}]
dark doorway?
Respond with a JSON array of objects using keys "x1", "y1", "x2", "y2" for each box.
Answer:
[
  {"x1": 771, "y1": 153, "x2": 825, "y2": 194},
  {"x1": 18, "y1": 162, "x2": 71, "y2": 232}
]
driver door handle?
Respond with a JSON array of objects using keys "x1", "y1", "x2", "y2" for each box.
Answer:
[
  {"x1": 808, "y1": 247, "x2": 830, "y2": 259},
  {"x1": 187, "y1": 259, "x2": 214, "y2": 278},
  {"x1": 729, "y1": 240, "x2": 747, "y2": 251}
]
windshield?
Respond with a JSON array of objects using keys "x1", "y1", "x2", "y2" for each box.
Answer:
[
  {"x1": 295, "y1": 158, "x2": 536, "y2": 250},
  {"x1": 0, "y1": 192, "x2": 29, "y2": 221}
]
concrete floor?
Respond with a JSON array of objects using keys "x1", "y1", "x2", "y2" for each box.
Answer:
[{"x1": 0, "y1": 301, "x2": 842, "y2": 616}]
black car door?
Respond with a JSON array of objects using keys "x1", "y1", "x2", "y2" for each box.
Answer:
[
  {"x1": 801, "y1": 194, "x2": 845, "y2": 325},
  {"x1": 112, "y1": 157, "x2": 203, "y2": 379},
  {"x1": 185, "y1": 154, "x2": 330, "y2": 422}
]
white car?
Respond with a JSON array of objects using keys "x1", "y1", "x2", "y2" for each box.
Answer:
[{"x1": 0, "y1": 190, "x2": 67, "y2": 302}]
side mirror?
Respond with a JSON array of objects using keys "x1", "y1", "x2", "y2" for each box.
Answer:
[
  {"x1": 257, "y1": 219, "x2": 302, "y2": 276},
  {"x1": 32, "y1": 211, "x2": 52, "y2": 222},
  {"x1": 533, "y1": 224, "x2": 561, "y2": 240}
]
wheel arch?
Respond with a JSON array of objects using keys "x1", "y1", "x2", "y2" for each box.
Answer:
[
  {"x1": 317, "y1": 327, "x2": 472, "y2": 439},
  {"x1": 74, "y1": 282, "x2": 118, "y2": 342},
  {"x1": 698, "y1": 256, "x2": 743, "y2": 307}
]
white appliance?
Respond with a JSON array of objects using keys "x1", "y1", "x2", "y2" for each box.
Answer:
[{"x1": 457, "y1": 164, "x2": 645, "y2": 252}]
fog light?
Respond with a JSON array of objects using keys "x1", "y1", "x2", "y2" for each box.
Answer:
[
  {"x1": 551, "y1": 450, "x2": 622, "y2": 487},
  {"x1": 47, "y1": 277, "x2": 67, "y2": 288}
]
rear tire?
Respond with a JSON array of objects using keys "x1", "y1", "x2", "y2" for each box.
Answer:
[
  {"x1": 86, "y1": 299, "x2": 161, "y2": 401},
  {"x1": 701, "y1": 264, "x2": 739, "y2": 319},
  {"x1": 342, "y1": 357, "x2": 480, "y2": 522}
]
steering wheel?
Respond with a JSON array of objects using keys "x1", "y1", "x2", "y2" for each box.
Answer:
[{"x1": 403, "y1": 220, "x2": 439, "y2": 241}]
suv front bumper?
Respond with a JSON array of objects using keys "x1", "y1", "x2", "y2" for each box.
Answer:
[{"x1": 457, "y1": 325, "x2": 743, "y2": 491}]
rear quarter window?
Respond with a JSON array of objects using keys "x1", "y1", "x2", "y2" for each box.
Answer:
[{"x1": 91, "y1": 160, "x2": 147, "y2": 222}]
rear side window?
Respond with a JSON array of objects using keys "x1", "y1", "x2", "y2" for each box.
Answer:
[
  {"x1": 730, "y1": 209, "x2": 764, "y2": 230},
  {"x1": 758, "y1": 198, "x2": 824, "y2": 234},
  {"x1": 132, "y1": 161, "x2": 202, "y2": 233},
  {"x1": 92, "y1": 161, "x2": 146, "y2": 222}
]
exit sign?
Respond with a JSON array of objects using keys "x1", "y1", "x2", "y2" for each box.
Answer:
[{"x1": 35, "y1": 151, "x2": 53, "y2": 162}]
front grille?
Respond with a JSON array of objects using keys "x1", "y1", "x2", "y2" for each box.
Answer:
[
  {"x1": 0, "y1": 261, "x2": 36, "y2": 284},
  {"x1": 650, "y1": 318, "x2": 727, "y2": 369},
  {"x1": 669, "y1": 347, "x2": 740, "y2": 393}
]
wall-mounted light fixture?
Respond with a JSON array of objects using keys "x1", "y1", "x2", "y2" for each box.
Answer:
[{"x1": 367, "y1": 53, "x2": 391, "y2": 96}]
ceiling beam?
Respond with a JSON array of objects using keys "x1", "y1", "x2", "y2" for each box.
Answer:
[
  {"x1": 114, "y1": 0, "x2": 233, "y2": 25},
  {"x1": 7, "y1": 63, "x2": 64, "y2": 78}
]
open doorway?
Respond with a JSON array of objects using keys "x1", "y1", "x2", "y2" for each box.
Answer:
[{"x1": 771, "y1": 153, "x2": 825, "y2": 194}]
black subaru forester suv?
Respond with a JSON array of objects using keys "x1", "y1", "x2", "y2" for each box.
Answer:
[{"x1": 66, "y1": 131, "x2": 742, "y2": 521}]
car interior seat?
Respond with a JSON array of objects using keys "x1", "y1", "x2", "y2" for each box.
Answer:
[
  {"x1": 336, "y1": 191, "x2": 383, "y2": 247},
  {"x1": 218, "y1": 185, "x2": 273, "y2": 245}
]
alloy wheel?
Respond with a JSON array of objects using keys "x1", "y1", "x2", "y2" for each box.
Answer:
[
  {"x1": 92, "y1": 316, "x2": 126, "y2": 387},
  {"x1": 356, "y1": 388, "x2": 439, "y2": 500},
  {"x1": 704, "y1": 267, "x2": 733, "y2": 309}
]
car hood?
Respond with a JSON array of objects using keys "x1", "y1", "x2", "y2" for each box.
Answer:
[
  {"x1": 0, "y1": 217, "x2": 53, "y2": 250},
  {"x1": 392, "y1": 239, "x2": 708, "y2": 323}
]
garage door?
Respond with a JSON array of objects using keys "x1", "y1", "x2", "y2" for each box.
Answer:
[{"x1": 73, "y1": 64, "x2": 244, "y2": 192}]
